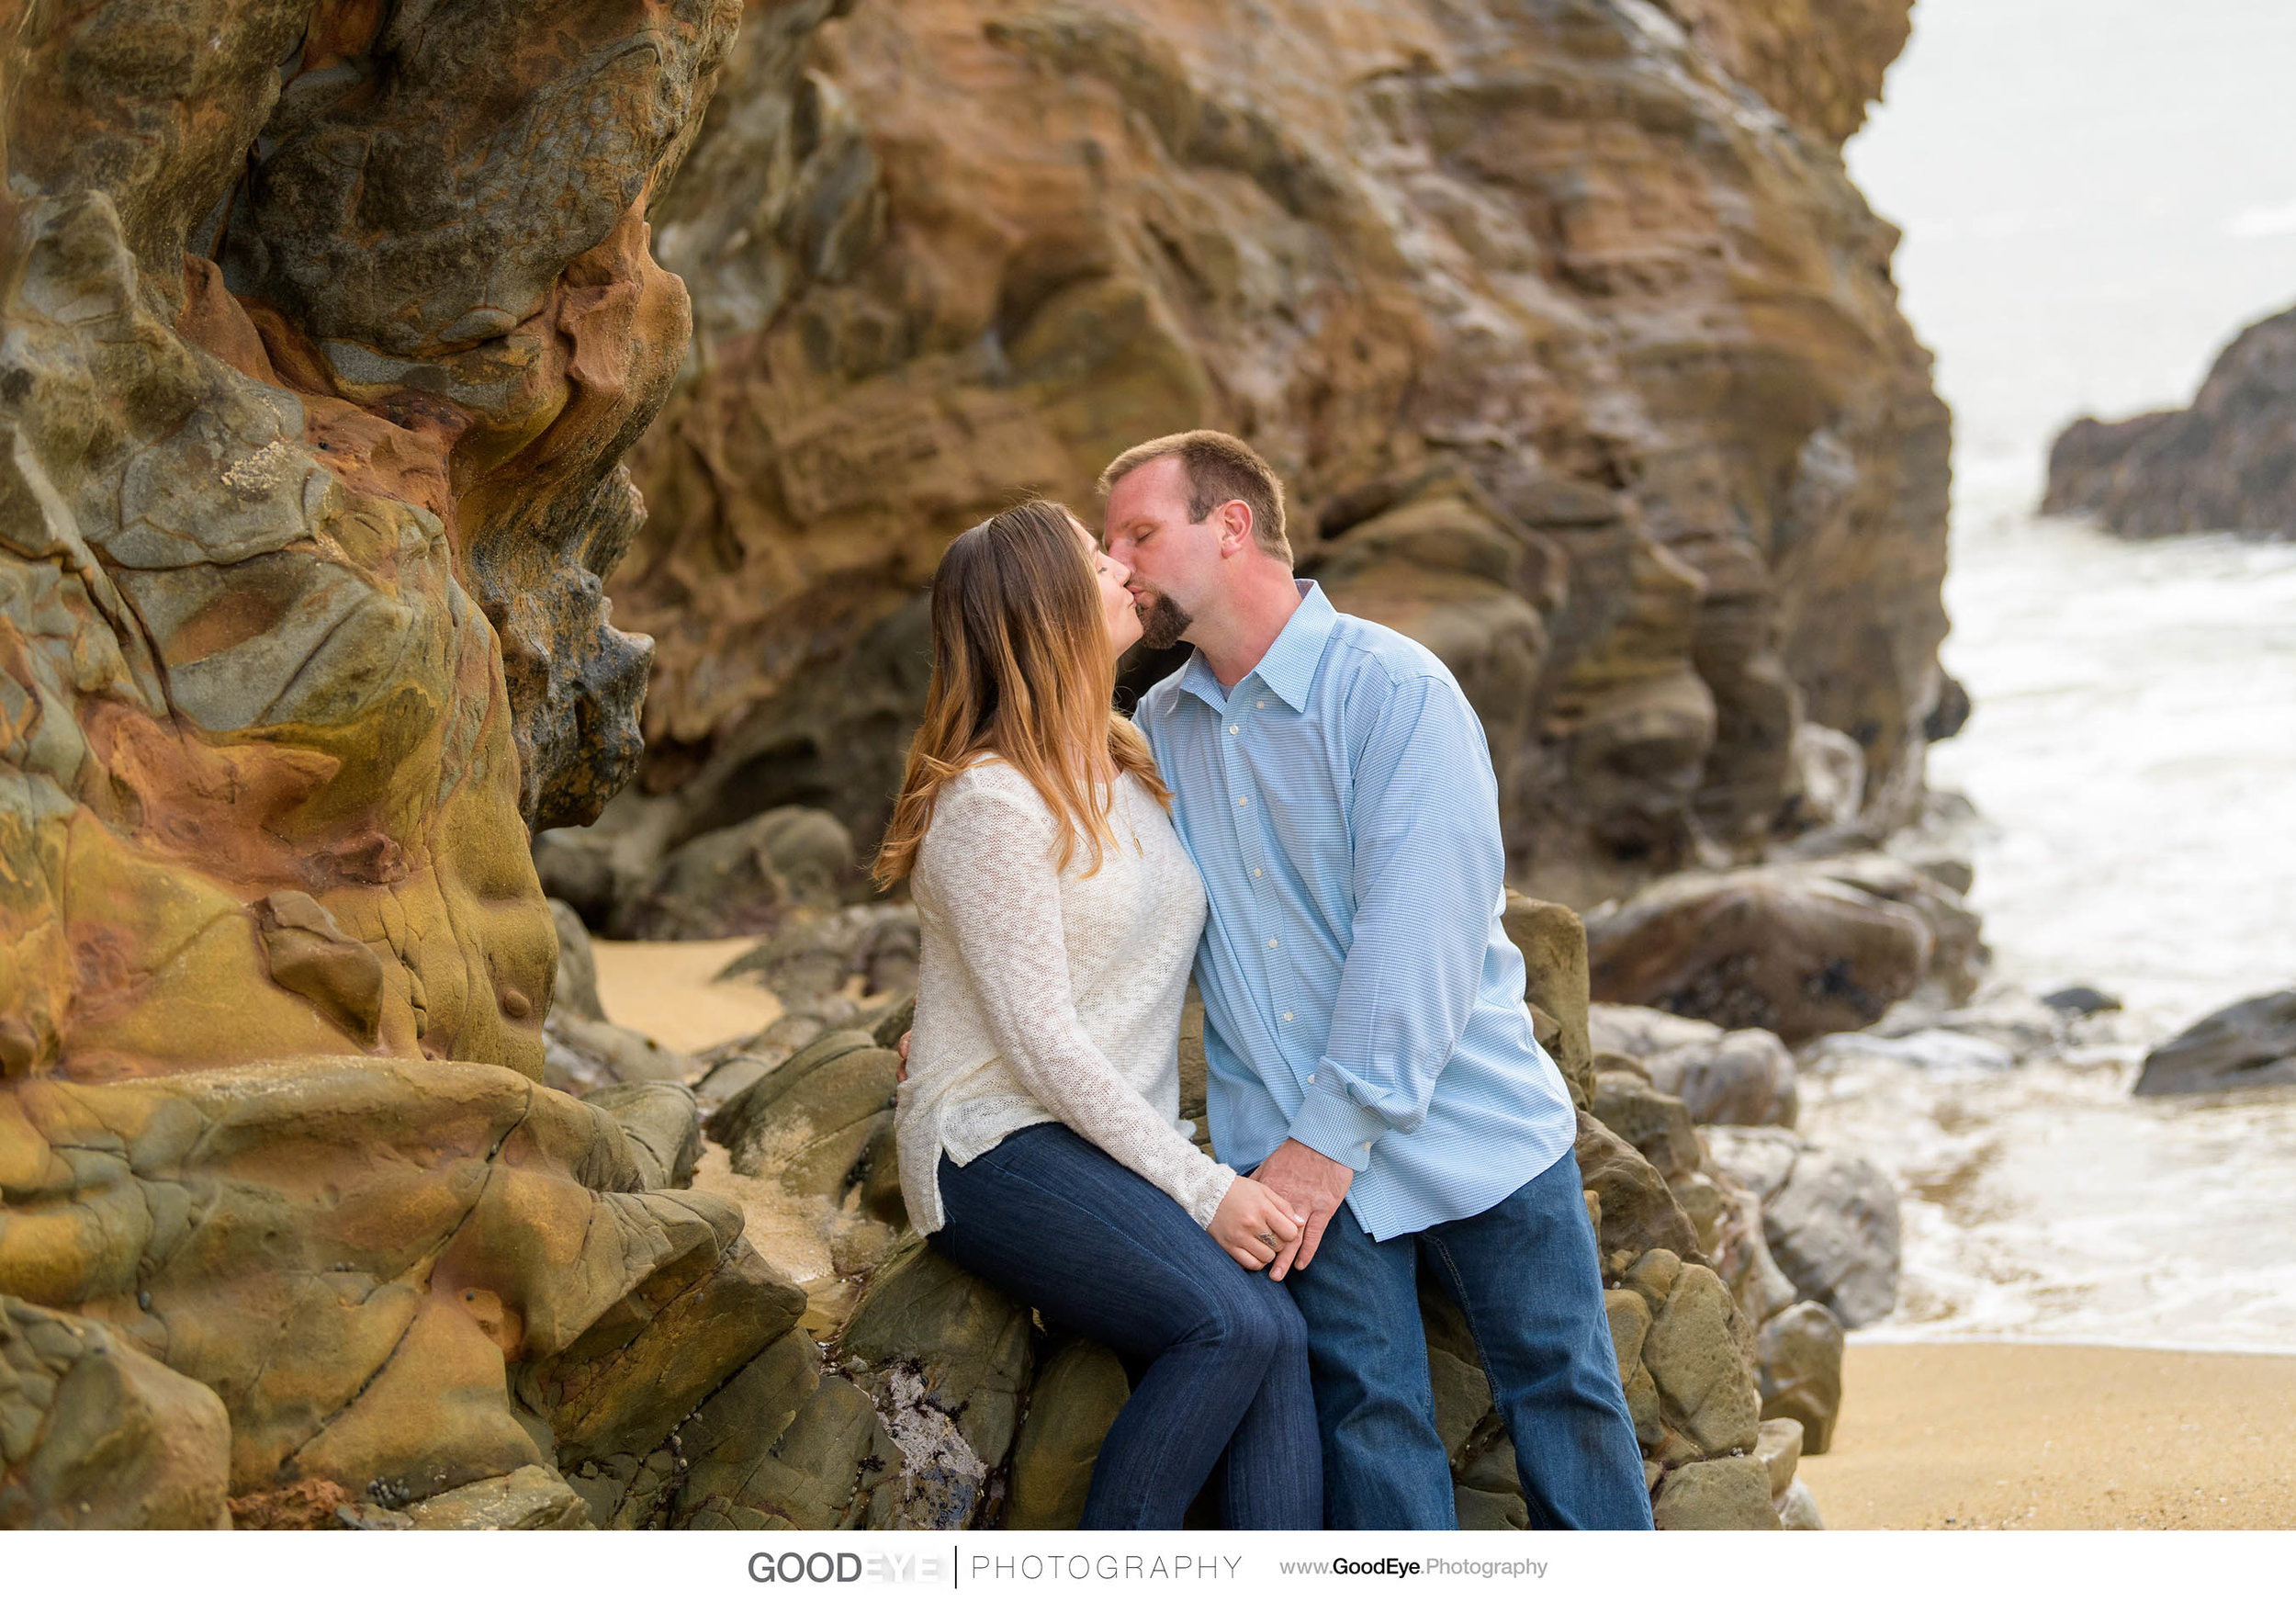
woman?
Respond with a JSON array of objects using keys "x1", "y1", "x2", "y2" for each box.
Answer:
[{"x1": 875, "y1": 500, "x2": 1321, "y2": 1530}]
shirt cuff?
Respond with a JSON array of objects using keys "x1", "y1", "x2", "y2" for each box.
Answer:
[{"x1": 1286, "y1": 1081, "x2": 1389, "y2": 1172}]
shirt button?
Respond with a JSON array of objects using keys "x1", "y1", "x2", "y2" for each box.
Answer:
[
  {"x1": 1305, "y1": 1070, "x2": 1314, "y2": 1081},
  {"x1": 1284, "y1": 1012, "x2": 1295, "y2": 1022},
  {"x1": 1236, "y1": 795, "x2": 1249, "y2": 807},
  {"x1": 1256, "y1": 699, "x2": 1266, "y2": 709},
  {"x1": 1267, "y1": 938, "x2": 1278, "y2": 949},
  {"x1": 1251, "y1": 867, "x2": 1262, "y2": 877},
  {"x1": 1229, "y1": 725, "x2": 1239, "y2": 735}
]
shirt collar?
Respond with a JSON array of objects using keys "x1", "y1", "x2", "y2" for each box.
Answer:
[{"x1": 1176, "y1": 581, "x2": 1336, "y2": 713}]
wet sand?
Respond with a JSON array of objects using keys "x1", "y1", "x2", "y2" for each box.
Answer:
[
  {"x1": 1797, "y1": 1342, "x2": 2296, "y2": 1529},
  {"x1": 589, "y1": 935, "x2": 781, "y2": 1053}
]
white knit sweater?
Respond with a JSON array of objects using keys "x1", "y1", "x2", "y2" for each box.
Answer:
[{"x1": 896, "y1": 758, "x2": 1235, "y2": 1235}]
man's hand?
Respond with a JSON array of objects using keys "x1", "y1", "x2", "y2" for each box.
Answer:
[
  {"x1": 1250, "y1": 1139, "x2": 1355, "y2": 1280},
  {"x1": 896, "y1": 1031, "x2": 911, "y2": 1083}
]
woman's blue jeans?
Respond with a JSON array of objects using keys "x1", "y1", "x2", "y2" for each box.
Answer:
[{"x1": 930, "y1": 1123, "x2": 1322, "y2": 1529}]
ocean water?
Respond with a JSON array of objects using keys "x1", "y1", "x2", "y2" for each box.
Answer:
[{"x1": 1794, "y1": 0, "x2": 2296, "y2": 1349}]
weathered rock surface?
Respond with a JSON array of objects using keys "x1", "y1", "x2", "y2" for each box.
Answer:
[
  {"x1": 1, "y1": 0, "x2": 741, "y2": 1085},
  {"x1": 1586, "y1": 856, "x2": 1981, "y2": 1042},
  {"x1": 1007, "y1": 1339, "x2": 1131, "y2": 1530},
  {"x1": 0, "y1": 1056, "x2": 811, "y2": 1520},
  {"x1": 1592, "y1": 1004, "x2": 1798, "y2": 1126},
  {"x1": 2133, "y1": 990, "x2": 2296, "y2": 1097},
  {"x1": 1754, "y1": 1301, "x2": 1846, "y2": 1454},
  {"x1": 1705, "y1": 1126, "x2": 1899, "y2": 1328},
  {"x1": 609, "y1": 806, "x2": 861, "y2": 941},
  {"x1": 0, "y1": 1296, "x2": 232, "y2": 1529},
  {"x1": 612, "y1": 0, "x2": 1949, "y2": 903},
  {"x1": 1651, "y1": 1455, "x2": 1781, "y2": 1530},
  {"x1": 1505, "y1": 892, "x2": 1596, "y2": 1109},
  {"x1": 2044, "y1": 306, "x2": 2296, "y2": 539}
]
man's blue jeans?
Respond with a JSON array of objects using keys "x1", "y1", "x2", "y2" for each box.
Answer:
[
  {"x1": 1282, "y1": 1148, "x2": 1653, "y2": 1529},
  {"x1": 930, "y1": 1123, "x2": 1322, "y2": 1529}
]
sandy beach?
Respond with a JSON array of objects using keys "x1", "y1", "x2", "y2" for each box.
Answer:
[
  {"x1": 590, "y1": 935, "x2": 782, "y2": 1053},
  {"x1": 1798, "y1": 1342, "x2": 2296, "y2": 1529}
]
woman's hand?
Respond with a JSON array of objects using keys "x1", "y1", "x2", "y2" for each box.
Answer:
[
  {"x1": 1209, "y1": 1176, "x2": 1306, "y2": 1272},
  {"x1": 896, "y1": 1031, "x2": 911, "y2": 1083}
]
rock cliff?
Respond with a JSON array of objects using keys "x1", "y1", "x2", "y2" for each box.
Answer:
[
  {"x1": 611, "y1": 0, "x2": 1949, "y2": 906},
  {"x1": 1, "y1": 0, "x2": 787, "y2": 1529},
  {"x1": 2044, "y1": 305, "x2": 2296, "y2": 540},
  {"x1": 5, "y1": 0, "x2": 1865, "y2": 1531}
]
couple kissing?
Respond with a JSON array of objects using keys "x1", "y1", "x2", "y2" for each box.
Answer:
[{"x1": 876, "y1": 432, "x2": 1651, "y2": 1532}]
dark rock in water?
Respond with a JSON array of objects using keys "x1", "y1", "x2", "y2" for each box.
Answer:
[
  {"x1": 2043, "y1": 306, "x2": 2296, "y2": 538},
  {"x1": 1923, "y1": 671, "x2": 1973, "y2": 742},
  {"x1": 2134, "y1": 990, "x2": 2296, "y2": 1096},
  {"x1": 2042, "y1": 985, "x2": 2123, "y2": 1018}
]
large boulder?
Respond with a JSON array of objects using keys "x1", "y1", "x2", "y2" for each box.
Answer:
[
  {"x1": 837, "y1": 1239, "x2": 1034, "y2": 1529},
  {"x1": 611, "y1": 807, "x2": 860, "y2": 942},
  {"x1": 1587, "y1": 855, "x2": 1984, "y2": 1044},
  {"x1": 1007, "y1": 1340, "x2": 1131, "y2": 1530},
  {"x1": 1588, "y1": 1004, "x2": 1799, "y2": 1128},
  {"x1": 1, "y1": 1057, "x2": 807, "y2": 1520},
  {"x1": 2134, "y1": 990, "x2": 2296, "y2": 1096},
  {"x1": 1705, "y1": 1127, "x2": 1900, "y2": 1328},
  {"x1": 0, "y1": 0, "x2": 740, "y2": 1089}
]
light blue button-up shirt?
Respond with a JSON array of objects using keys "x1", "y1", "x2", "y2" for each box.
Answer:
[{"x1": 1135, "y1": 581, "x2": 1577, "y2": 1242}]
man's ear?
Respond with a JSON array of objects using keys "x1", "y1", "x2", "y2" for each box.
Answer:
[{"x1": 1217, "y1": 499, "x2": 1255, "y2": 558}]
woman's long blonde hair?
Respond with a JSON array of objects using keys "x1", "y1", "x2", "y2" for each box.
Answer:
[{"x1": 872, "y1": 500, "x2": 1170, "y2": 886}]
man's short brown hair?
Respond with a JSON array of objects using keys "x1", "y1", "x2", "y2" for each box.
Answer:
[{"x1": 1097, "y1": 429, "x2": 1290, "y2": 564}]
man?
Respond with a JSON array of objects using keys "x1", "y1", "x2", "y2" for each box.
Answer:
[{"x1": 1100, "y1": 431, "x2": 1651, "y2": 1531}]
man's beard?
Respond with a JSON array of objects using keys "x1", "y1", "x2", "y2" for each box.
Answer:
[{"x1": 1137, "y1": 592, "x2": 1193, "y2": 651}]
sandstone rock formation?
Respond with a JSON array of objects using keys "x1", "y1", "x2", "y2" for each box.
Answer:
[
  {"x1": 0, "y1": 0, "x2": 798, "y2": 1530},
  {"x1": 610, "y1": 0, "x2": 1950, "y2": 906},
  {"x1": 1, "y1": 0, "x2": 740, "y2": 1085},
  {"x1": 2044, "y1": 307, "x2": 2296, "y2": 539}
]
